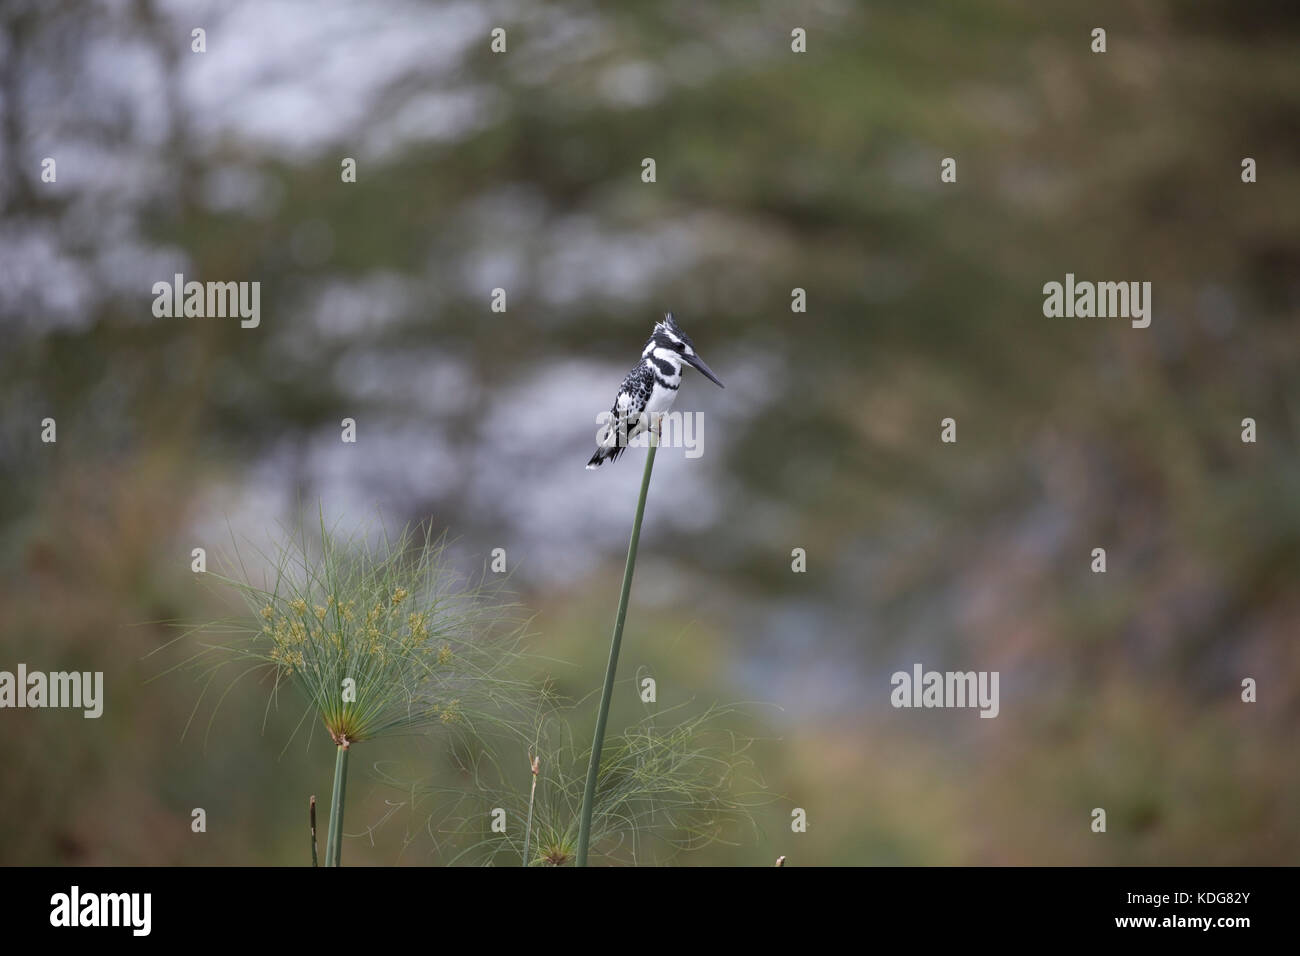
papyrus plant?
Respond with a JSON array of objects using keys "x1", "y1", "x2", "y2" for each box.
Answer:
[
  {"x1": 525, "y1": 703, "x2": 764, "y2": 866},
  {"x1": 173, "y1": 515, "x2": 532, "y2": 866},
  {"x1": 382, "y1": 700, "x2": 766, "y2": 866}
]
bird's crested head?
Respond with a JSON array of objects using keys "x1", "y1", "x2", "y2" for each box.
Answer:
[
  {"x1": 643, "y1": 312, "x2": 724, "y2": 388},
  {"x1": 645, "y1": 312, "x2": 697, "y2": 358}
]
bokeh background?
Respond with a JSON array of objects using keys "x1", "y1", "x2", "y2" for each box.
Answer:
[{"x1": 2, "y1": 0, "x2": 1297, "y2": 865}]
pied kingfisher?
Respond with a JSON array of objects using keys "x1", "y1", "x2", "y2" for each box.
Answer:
[{"x1": 586, "y1": 312, "x2": 724, "y2": 469}]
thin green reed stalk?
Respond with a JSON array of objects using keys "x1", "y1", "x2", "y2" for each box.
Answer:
[
  {"x1": 325, "y1": 743, "x2": 349, "y2": 867},
  {"x1": 522, "y1": 753, "x2": 540, "y2": 866},
  {"x1": 577, "y1": 426, "x2": 659, "y2": 867}
]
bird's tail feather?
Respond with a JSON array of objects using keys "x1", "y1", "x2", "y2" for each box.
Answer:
[
  {"x1": 586, "y1": 421, "x2": 628, "y2": 469},
  {"x1": 586, "y1": 442, "x2": 627, "y2": 469}
]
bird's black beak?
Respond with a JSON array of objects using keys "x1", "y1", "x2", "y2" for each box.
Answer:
[{"x1": 684, "y1": 352, "x2": 725, "y2": 388}]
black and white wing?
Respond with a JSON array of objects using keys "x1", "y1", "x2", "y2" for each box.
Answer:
[{"x1": 586, "y1": 364, "x2": 653, "y2": 469}]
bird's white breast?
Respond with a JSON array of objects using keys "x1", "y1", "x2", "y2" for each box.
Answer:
[{"x1": 645, "y1": 380, "x2": 678, "y2": 415}]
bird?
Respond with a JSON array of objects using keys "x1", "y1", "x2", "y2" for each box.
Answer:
[{"x1": 586, "y1": 312, "x2": 724, "y2": 469}]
